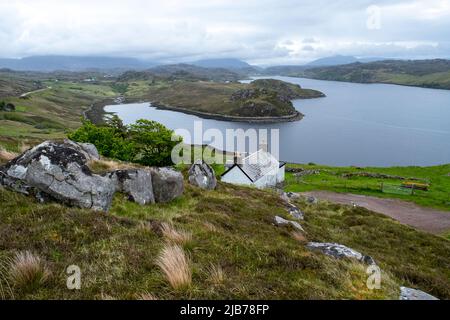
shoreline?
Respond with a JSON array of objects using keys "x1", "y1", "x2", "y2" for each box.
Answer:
[
  {"x1": 85, "y1": 98, "x2": 304, "y2": 125},
  {"x1": 271, "y1": 74, "x2": 450, "y2": 91},
  {"x1": 152, "y1": 102, "x2": 304, "y2": 123}
]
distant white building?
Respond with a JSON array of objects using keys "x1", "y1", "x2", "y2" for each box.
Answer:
[{"x1": 221, "y1": 148, "x2": 285, "y2": 189}]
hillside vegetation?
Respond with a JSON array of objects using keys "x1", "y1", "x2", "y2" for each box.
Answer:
[
  {"x1": 278, "y1": 59, "x2": 450, "y2": 90},
  {"x1": 0, "y1": 160, "x2": 449, "y2": 299}
]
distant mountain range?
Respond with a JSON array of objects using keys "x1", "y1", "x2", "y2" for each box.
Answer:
[
  {"x1": 0, "y1": 56, "x2": 156, "y2": 72},
  {"x1": 190, "y1": 58, "x2": 252, "y2": 69}
]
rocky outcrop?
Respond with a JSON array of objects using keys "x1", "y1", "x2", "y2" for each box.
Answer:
[
  {"x1": 274, "y1": 216, "x2": 304, "y2": 232},
  {"x1": 400, "y1": 287, "x2": 439, "y2": 300},
  {"x1": 0, "y1": 140, "x2": 185, "y2": 211},
  {"x1": 280, "y1": 192, "x2": 304, "y2": 220},
  {"x1": 188, "y1": 160, "x2": 217, "y2": 190},
  {"x1": 0, "y1": 141, "x2": 114, "y2": 211},
  {"x1": 306, "y1": 242, "x2": 376, "y2": 265},
  {"x1": 150, "y1": 167, "x2": 184, "y2": 203},
  {"x1": 107, "y1": 169, "x2": 155, "y2": 205}
]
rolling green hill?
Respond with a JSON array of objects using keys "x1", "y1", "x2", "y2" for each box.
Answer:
[{"x1": 275, "y1": 59, "x2": 450, "y2": 90}]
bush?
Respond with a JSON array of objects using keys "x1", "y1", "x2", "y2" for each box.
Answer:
[{"x1": 68, "y1": 116, "x2": 181, "y2": 166}]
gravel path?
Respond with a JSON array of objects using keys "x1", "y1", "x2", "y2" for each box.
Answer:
[{"x1": 300, "y1": 191, "x2": 450, "y2": 235}]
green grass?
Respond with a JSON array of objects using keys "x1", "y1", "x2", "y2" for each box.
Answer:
[
  {"x1": 285, "y1": 163, "x2": 450, "y2": 211},
  {"x1": 0, "y1": 170, "x2": 448, "y2": 300},
  {"x1": 0, "y1": 79, "x2": 117, "y2": 150}
]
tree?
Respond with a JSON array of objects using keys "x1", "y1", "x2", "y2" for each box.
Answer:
[
  {"x1": 106, "y1": 115, "x2": 127, "y2": 137},
  {"x1": 129, "y1": 119, "x2": 181, "y2": 167},
  {"x1": 68, "y1": 120, "x2": 136, "y2": 162}
]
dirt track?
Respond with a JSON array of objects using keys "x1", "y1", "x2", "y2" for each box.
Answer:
[{"x1": 300, "y1": 191, "x2": 450, "y2": 235}]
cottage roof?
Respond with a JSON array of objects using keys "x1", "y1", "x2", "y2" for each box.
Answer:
[{"x1": 222, "y1": 149, "x2": 281, "y2": 182}]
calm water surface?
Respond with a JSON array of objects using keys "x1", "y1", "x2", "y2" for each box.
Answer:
[{"x1": 105, "y1": 76, "x2": 450, "y2": 167}]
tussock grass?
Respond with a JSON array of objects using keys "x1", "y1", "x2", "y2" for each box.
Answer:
[
  {"x1": 160, "y1": 222, "x2": 192, "y2": 245},
  {"x1": 100, "y1": 292, "x2": 117, "y2": 300},
  {"x1": 137, "y1": 292, "x2": 158, "y2": 300},
  {"x1": 0, "y1": 259, "x2": 14, "y2": 299},
  {"x1": 0, "y1": 147, "x2": 17, "y2": 162},
  {"x1": 156, "y1": 244, "x2": 192, "y2": 290},
  {"x1": 206, "y1": 264, "x2": 225, "y2": 285},
  {"x1": 291, "y1": 231, "x2": 308, "y2": 243},
  {"x1": 202, "y1": 221, "x2": 219, "y2": 233},
  {"x1": 8, "y1": 251, "x2": 50, "y2": 290},
  {"x1": 87, "y1": 159, "x2": 139, "y2": 174}
]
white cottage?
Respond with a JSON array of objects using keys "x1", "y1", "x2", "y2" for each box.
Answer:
[{"x1": 221, "y1": 149, "x2": 285, "y2": 189}]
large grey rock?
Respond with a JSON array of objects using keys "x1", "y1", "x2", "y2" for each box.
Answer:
[
  {"x1": 0, "y1": 141, "x2": 114, "y2": 211},
  {"x1": 274, "y1": 216, "x2": 304, "y2": 232},
  {"x1": 63, "y1": 139, "x2": 100, "y2": 161},
  {"x1": 188, "y1": 160, "x2": 217, "y2": 190},
  {"x1": 400, "y1": 287, "x2": 439, "y2": 300},
  {"x1": 107, "y1": 169, "x2": 155, "y2": 205},
  {"x1": 150, "y1": 167, "x2": 184, "y2": 203},
  {"x1": 306, "y1": 242, "x2": 376, "y2": 265}
]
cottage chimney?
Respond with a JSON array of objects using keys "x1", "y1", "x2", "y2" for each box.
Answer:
[
  {"x1": 259, "y1": 140, "x2": 268, "y2": 152},
  {"x1": 233, "y1": 152, "x2": 243, "y2": 165}
]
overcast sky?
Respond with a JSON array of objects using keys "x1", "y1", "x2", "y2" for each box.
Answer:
[{"x1": 1, "y1": 0, "x2": 449, "y2": 65}]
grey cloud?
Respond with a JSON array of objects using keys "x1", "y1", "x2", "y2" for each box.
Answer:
[{"x1": 0, "y1": 0, "x2": 448, "y2": 64}]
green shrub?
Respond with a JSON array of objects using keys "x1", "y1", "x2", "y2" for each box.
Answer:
[{"x1": 68, "y1": 116, "x2": 181, "y2": 166}]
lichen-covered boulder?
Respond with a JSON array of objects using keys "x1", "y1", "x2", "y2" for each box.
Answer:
[
  {"x1": 0, "y1": 140, "x2": 114, "y2": 211},
  {"x1": 188, "y1": 160, "x2": 217, "y2": 190},
  {"x1": 107, "y1": 169, "x2": 154, "y2": 205},
  {"x1": 63, "y1": 139, "x2": 100, "y2": 161},
  {"x1": 399, "y1": 287, "x2": 439, "y2": 300},
  {"x1": 150, "y1": 167, "x2": 184, "y2": 203},
  {"x1": 306, "y1": 242, "x2": 376, "y2": 265}
]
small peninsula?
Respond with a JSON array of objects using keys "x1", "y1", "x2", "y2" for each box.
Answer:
[{"x1": 111, "y1": 74, "x2": 325, "y2": 123}]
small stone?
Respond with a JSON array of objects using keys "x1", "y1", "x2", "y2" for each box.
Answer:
[
  {"x1": 188, "y1": 160, "x2": 217, "y2": 190},
  {"x1": 306, "y1": 242, "x2": 376, "y2": 265},
  {"x1": 306, "y1": 196, "x2": 318, "y2": 204},
  {"x1": 287, "y1": 204, "x2": 304, "y2": 220},
  {"x1": 274, "y1": 215, "x2": 304, "y2": 231},
  {"x1": 400, "y1": 287, "x2": 439, "y2": 300}
]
